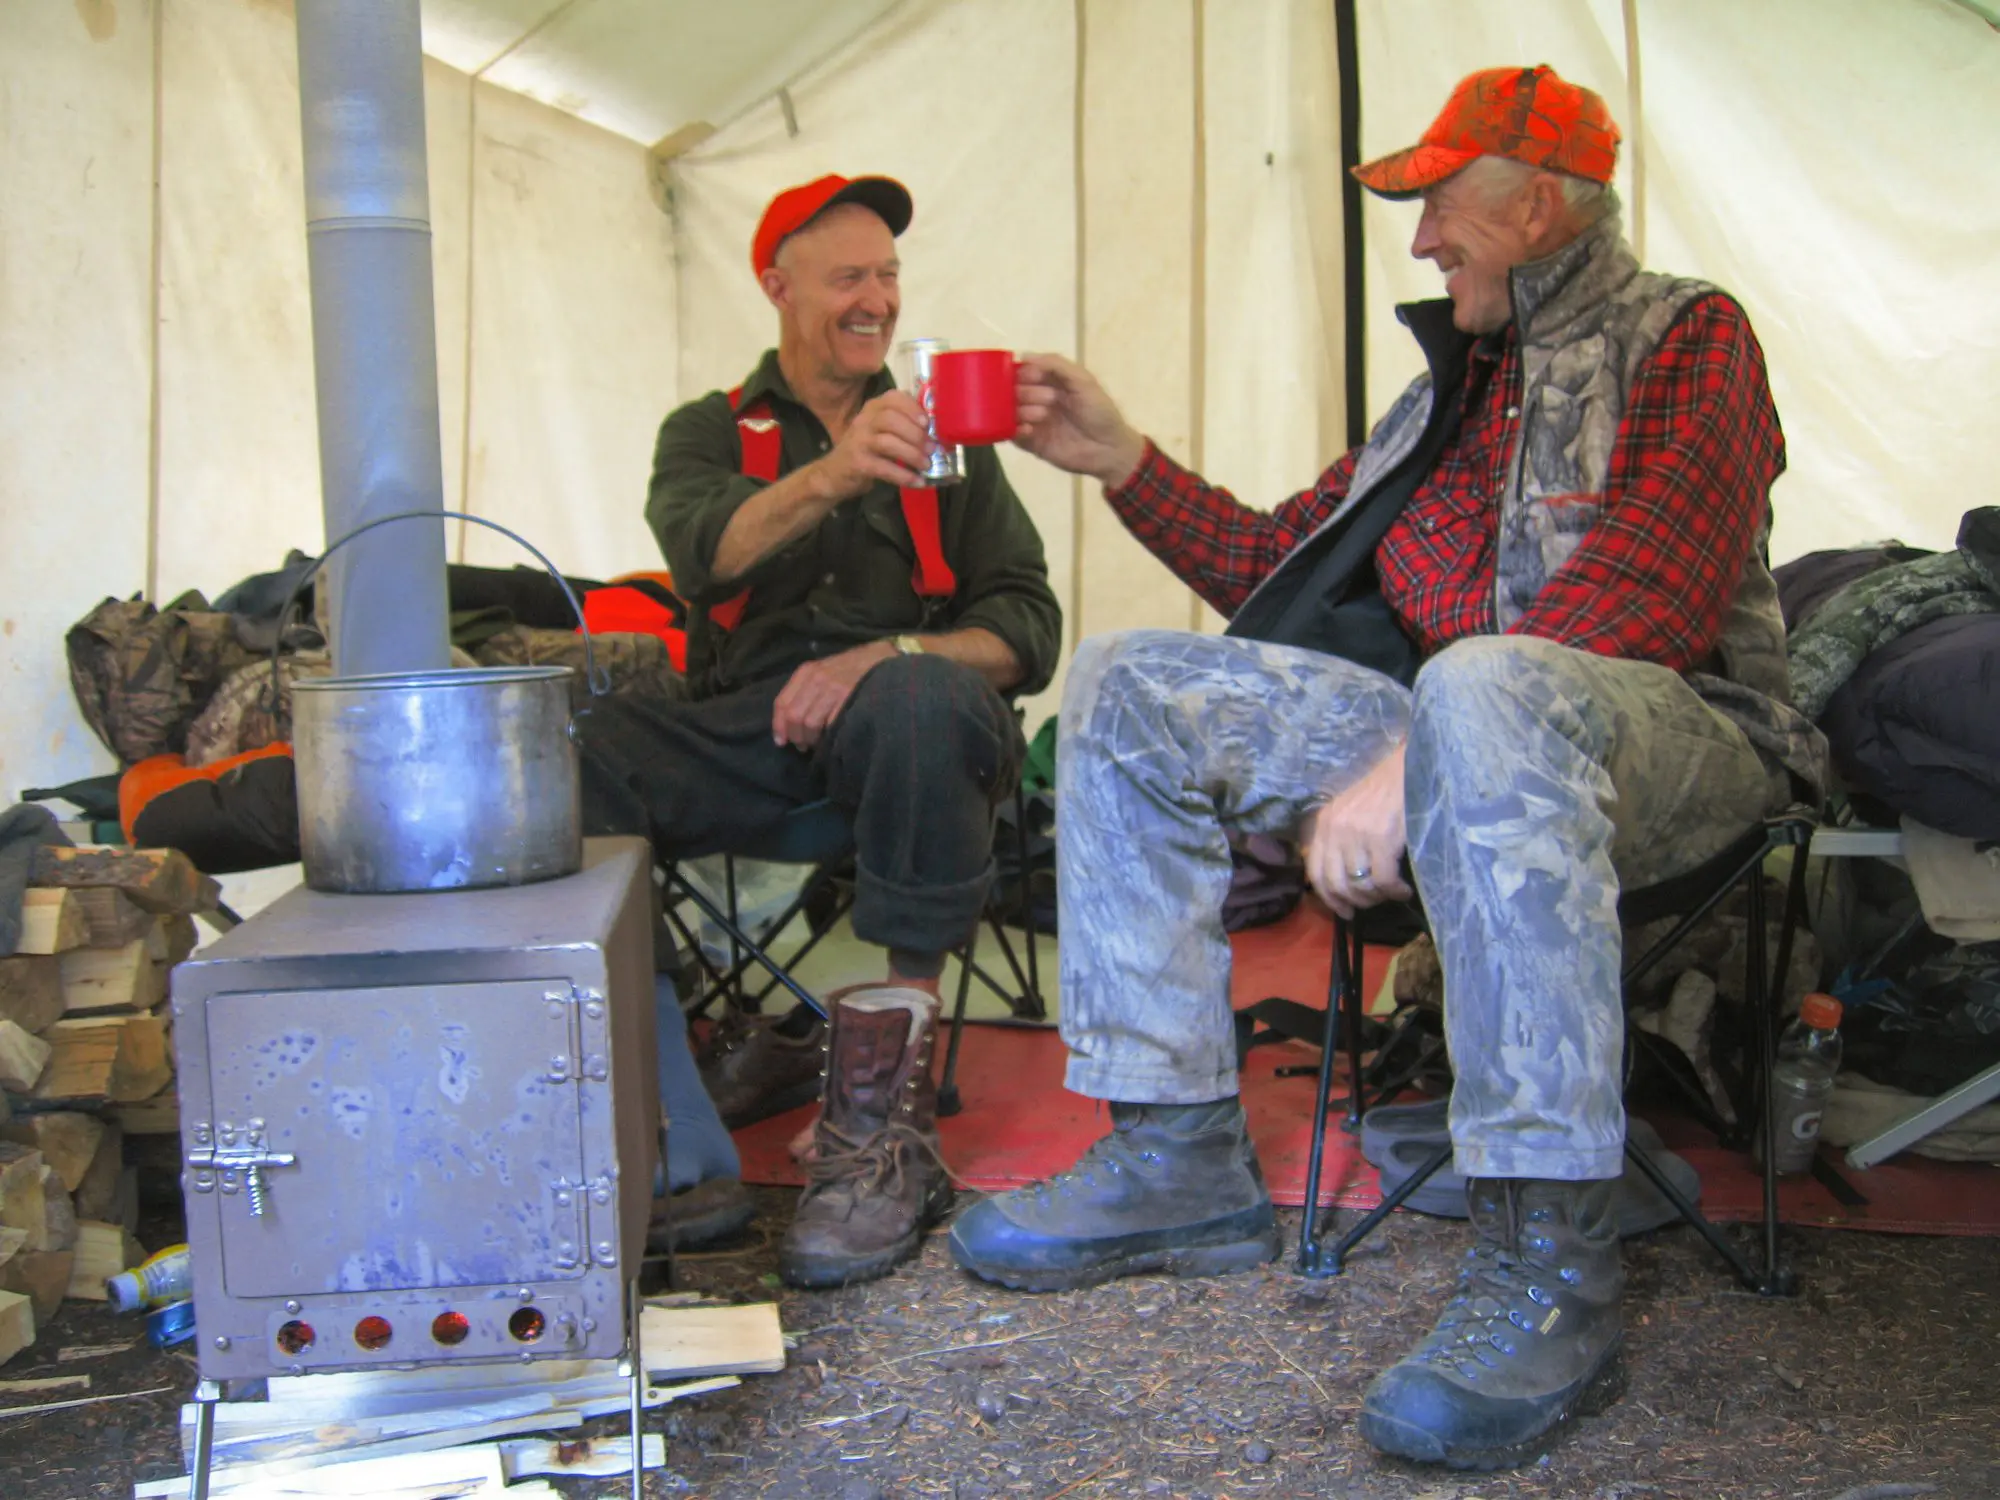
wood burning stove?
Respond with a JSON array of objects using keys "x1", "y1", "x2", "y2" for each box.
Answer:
[{"x1": 171, "y1": 838, "x2": 661, "y2": 1495}]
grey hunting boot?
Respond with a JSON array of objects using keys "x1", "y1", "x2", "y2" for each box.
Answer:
[
  {"x1": 778, "y1": 985, "x2": 953, "y2": 1288},
  {"x1": 949, "y1": 1098, "x2": 1279, "y2": 1292},
  {"x1": 1359, "y1": 1177, "x2": 1625, "y2": 1470}
]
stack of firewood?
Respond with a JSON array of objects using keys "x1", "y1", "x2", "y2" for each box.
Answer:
[{"x1": 0, "y1": 846, "x2": 215, "y2": 1365}]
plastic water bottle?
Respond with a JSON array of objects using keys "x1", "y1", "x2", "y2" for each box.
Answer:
[
  {"x1": 1767, "y1": 993, "x2": 1843, "y2": 1174},
  {"x1": 106, "y1": 1243, "x2": 193, "y2": 1313}
]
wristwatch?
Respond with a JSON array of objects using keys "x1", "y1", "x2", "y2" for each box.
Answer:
[{"x1": 892, "y1": 634, "x2": 925, "y2": 656}]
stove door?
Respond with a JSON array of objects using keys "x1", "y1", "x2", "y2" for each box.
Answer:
[{"x1": 200, "y1": 979, "x2": 590, "y2": 1298}]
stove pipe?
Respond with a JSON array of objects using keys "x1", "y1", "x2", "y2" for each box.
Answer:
[{"x1": 295, "y1": 0, "x2": 452, "y2": 677}]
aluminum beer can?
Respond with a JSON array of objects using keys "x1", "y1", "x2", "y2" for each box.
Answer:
[{"x1": 899, "y1": 338, "x2": 966, "y2": 486}]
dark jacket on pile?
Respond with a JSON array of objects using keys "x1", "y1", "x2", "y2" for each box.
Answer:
[{"x1": 1776, "y1": 507, "x2": 2000, "y2": 840}]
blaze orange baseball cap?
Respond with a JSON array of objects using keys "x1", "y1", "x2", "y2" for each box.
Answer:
[
  {"x1": 1352, "y1": 65, "x2": 1620, "y2": 200},
  {"x1": 750, "y1": 174, "x2": 913, "y2": 277}
]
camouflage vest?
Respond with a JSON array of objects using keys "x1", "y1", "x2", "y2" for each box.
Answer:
[{"x1": 1351, "y1": 220, "x2": 1824, "y2": 795}]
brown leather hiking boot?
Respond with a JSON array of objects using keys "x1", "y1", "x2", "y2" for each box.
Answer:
[
  {"x1": 778, "y1": 984, "x2": 954, "y2": 1288},
  {"x1": 696, "y1": 1005, "x2": 828, "y2": 1130}
]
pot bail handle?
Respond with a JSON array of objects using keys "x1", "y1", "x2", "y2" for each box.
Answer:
[{"x1": 269, "y1": 510, "x2": 611, "y2": 707}]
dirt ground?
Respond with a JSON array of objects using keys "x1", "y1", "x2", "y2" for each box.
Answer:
[{"x1": 2, "y1": 1188, "x2": 1995, "y2": 1500}]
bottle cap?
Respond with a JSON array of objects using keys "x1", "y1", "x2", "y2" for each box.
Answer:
[{"x1": 1799, "y1": 993, "x2": 1843, "y2": 1030}]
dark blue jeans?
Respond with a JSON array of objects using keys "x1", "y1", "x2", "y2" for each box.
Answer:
[{"x1": 578, "y1": 653, "x2": 1022, "y2": 954}]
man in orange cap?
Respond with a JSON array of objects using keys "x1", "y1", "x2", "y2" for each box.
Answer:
[
  {"x1": 578, "y1": 175, "x2": 1060, "y2": 1289},
  {"x1": 953, "y1": 66, "x2": 1826, "y2": 1469}
]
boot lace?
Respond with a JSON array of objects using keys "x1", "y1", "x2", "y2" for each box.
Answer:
[
  {"x1": 1412, "y1": 1193, "x2": 1560, "y2": 1382},
  {"x1": 1020, "y1": 1117, "x2": 1160, "y2": 1207},
  {"x1": 801, "y1": 1121, "x2": 962, "y2": 1208}
]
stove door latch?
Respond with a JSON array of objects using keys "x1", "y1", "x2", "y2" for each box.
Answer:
[{"x1": 186, "y1": 1119, "x2": 297, "y2": 1218}]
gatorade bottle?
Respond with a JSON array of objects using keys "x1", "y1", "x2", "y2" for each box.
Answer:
[
  {"x1": 1767, "y1": 993, "x2": 1843, "y2": 1174},
  {"x1": 106, "y1": 1244, "x2": 193, "y2": 1313}
]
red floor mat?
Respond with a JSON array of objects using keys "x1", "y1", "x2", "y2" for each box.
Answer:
[{"x1": 732, "y1": 904, "x2": 2000, "y2": 1236}]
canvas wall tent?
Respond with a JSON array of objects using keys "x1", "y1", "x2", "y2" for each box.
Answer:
[{"x1": 3, "y1": 0, "x2": 1996, "y2": 812}]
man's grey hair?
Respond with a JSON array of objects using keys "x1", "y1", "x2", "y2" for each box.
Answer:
[{"x1": 1455, "y1": 154, "x2": 1621, "y2": 231}]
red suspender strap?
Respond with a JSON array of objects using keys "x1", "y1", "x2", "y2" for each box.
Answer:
[
  {"x1": 711, "y1": 384, "x2": 774, "y2": 631},
  {"x1": 895, "y1": 486, "x2": 956, "y2": 598},
  {"x1": 712, "y1": 385, "x2": 956, "y2": 632}
]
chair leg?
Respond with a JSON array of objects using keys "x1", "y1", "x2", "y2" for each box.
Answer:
[
  {"x1": 1303, "y1": 1138, "x2": 1453, "y2": 1279},
  {"x1": 1338, "y1": 919, "x2": 1368, "y2": 1130},
  {"x1": 938, "y1": 922, "x2": 978, "y2": 1118},
  {"x1": 1744, "y1": 860, "x2": 1785, "y2": 1290},
  {"x1": 1296, "y1": 956, "x2": 1347, "y2": 1273},
  {"x1": 1622, "y1": 1135, "x2": 1791, "y2": 1295},
  {"x1": 723, "y1": 855, "x2": 745, "y2": 1010},
  {"x1": 1012, "y1": 781, "x2": 1045, "y2": 1012}
]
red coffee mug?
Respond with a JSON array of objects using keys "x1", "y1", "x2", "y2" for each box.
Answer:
[{"x1": 930, "y1": 349, "x2": 1018, "y2": 446}]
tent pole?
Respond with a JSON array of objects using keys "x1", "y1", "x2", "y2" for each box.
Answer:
[{"x1": 1333, "y1": 0, "x2": 1365, "y2": 449}]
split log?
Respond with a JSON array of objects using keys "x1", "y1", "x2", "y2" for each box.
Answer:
[
  {"x1": 28, "y1": 846, "x2": 220, "y2": 915},
  {"x1": 70, "y1": 1119, "x2": 126, "y2": 1221},
  {"x1": 0, "y1": 1246, "x2": 73, "y2": 1324},
  {"x1": 59, "y1": 940, "x2": 165, "y2": 1015},
  {"x1": 0, "y1": 1112, "x2": 105, "y2": 1192},
  {"x1": 65, "y1": 887, "x2": 154, "y2": 948},
  {"x1": 38, "y1": 1166, "x2": 78, "y2": 1252},
  {"x1": 33, "y1": 1015, "x2": 171, "y2": 1104},
  {"x1": 151, "y1": 915, "x2": 199, "y2": 967},
  {"x1": 0, "y1": 1145, "x2": 47, "y2": 1247},
  {"x1": 0, "y1": 956, "x2": 64, "y2": 1034},
  {"x1": 16, "y1": 890, "x2": 87, "y2": 955},
  {"x1": 0, "y1": 1019, "x2": 52, "y2": 1092},
  {"x1": 109, "y1": 1090, "x2": 180, "y2": 1137},
  {"x1": 65, "y1": 1220, "x2": 143, "y2": 1302},
  {"x1": 0, "y1": 1288, "x2": 34, "y2": 1365}
]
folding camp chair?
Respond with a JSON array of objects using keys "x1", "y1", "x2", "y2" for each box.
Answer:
[
  {"x1": 657, "y1": 781, "x2": 1053, "y2": 1118},
  {"x1": 1295, "y1": 810, "x2": 1818, "y2": 1297}
]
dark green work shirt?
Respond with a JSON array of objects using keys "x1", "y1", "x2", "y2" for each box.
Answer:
[{"x1": 644, "y1": 350, "x2": 1063, "y2": 700}]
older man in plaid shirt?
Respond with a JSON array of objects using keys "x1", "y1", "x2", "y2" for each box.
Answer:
[{"x1": 949, "y1": 65, "x2": 1827, "y2": 1470}]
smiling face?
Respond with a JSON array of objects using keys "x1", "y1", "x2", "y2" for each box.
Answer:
[
  {"x1": 1409, "y1": 161, "x2": 1570, "y2": 334},
  {"x1": 764, "y1": 203, "x2": 901, "y2": 389}
]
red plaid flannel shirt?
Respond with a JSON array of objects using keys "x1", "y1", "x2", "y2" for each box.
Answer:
[{"x1": 1103, "y1": 294, "x2": 1785, "y2": 672}]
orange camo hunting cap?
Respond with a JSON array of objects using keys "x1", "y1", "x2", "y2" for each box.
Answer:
[{"x1": 1352, "y1": 65, "x2": 1620, "y2": 200}]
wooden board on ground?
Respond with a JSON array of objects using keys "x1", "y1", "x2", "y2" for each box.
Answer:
[
  {"x1": 28, "y1": 845, "x2": 220, "y2": 915},
  {"x1": 0, "y1": 956, "x2": 64, "y2": 1034},
  {"x1": 639, "y1": 1299, "x2": 786, "y2": 1378},
  {"x1": 16, "y1": 890, "x2": 87, "y2": 955},
  {"x1": 109, "y1": 1090, "x2": 179, "y2": 1136},
  {"x1": 65, "y1": 886, "x2": 154, "y2": 947},
  {"x1": 0, "y1": 1288, "x2": 33, "y2": 1365},
  {"x1": 65, "y1": 1220, "x2": 143, "y2": 1301},
  {"x1": 0, "y1": 1112, "x2": 105, "y2": 1192},
  {"x1": 59, "y1": 940, "x2": 165, "y2": 1015},
  {"x1": 0, "y1": 1246, "x2": 73, "y2": 1324},
  {"x1": 0, "y1": 1019, "x2": 52, "y2": 1093},
  {"x1": 33, "y1": 1015, "x2": 172, "y2": 1104}
]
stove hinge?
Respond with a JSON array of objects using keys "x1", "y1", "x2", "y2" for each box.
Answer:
[{"x1": 546, "y1": 983, "x2": 620, "y2": 1271}]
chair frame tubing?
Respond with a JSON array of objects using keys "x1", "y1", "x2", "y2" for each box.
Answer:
[{"x1": 1296, "y1": 815, "x2": 1812, "y2": 1296}]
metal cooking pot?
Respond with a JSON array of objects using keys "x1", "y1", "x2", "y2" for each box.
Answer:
[
  {"x1": 279, "y1": 510, "x2": 608, "y2": 894},
  {"x1": 292, "y1": 664, "x2": 581, "y2": 893}
]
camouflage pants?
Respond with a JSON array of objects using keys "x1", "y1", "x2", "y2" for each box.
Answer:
[{"x1": 1058, "y1": 630, "x2": 1786, "y2": 1181}]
